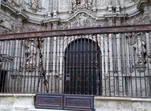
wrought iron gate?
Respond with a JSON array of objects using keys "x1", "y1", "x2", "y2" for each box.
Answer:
[
  {"x1": 0, "y1": 24, "x2": 151, "y2": 98},
  {"x1": 64, "y1": 38, "x2": 102, "y2": 95}
]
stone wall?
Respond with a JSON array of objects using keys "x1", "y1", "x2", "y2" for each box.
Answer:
[
  {"x1": 0, "y1": 94, "x2": 35, "y2": 111},
  {"x1": 0, "y1": 94, "x2": 151, "y2": 111},
  {"x1": 95, "y1": 97, "x2": 151, "y2": 111}
]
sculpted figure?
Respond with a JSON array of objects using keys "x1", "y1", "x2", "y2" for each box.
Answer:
[
  {"x1": 27, "y1": 0, "x2": 42, "y2": 11},
  {"x1": 77, "y1": 13, "x2": 87, "y2": 26},
  {"x1": 72, "y1": 0, "x2": 77, "y2": 9},
  {"x1": 31, "y1": 0, "x2": 38, "y2": 9},
  {"x1": 24, "y1": 39, "x2": 37, "y2": 68},
  {"x1": 133, "y1": 37, "x2": 146, "y2": 64}
]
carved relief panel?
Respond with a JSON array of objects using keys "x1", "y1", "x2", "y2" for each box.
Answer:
[
  {"x1": 126, "y1": 32, "x2": 147, "y2": 72},
  {"x1": 72, "y1": 0, "x2": 93, "y2": 10}
]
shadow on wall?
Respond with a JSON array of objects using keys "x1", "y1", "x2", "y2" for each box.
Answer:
[{"x1": 0, "y1": 70, "x2": 7, "y2": 93}]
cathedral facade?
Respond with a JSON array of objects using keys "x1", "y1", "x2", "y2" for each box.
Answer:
[{"x1": 0, "y1": 0, "x2": 151, "y2": 111}]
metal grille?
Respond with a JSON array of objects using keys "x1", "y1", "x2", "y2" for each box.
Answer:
[{"x1": 0, "y1": 25, "x2": 151, "y2": 97}]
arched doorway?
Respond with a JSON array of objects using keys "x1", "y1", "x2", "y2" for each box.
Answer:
[{"x1": 64, "y1": 38, "x2": 102, "y2": 95}]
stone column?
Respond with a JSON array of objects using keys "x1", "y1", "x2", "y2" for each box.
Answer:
[
  {"x1": 117, "y1": 34, "x2": 121, "y2": 74},
  {"x1": 108, "y1": 33, "x2": 114, "y2": 95},
  {"x1": 108, "y1": 0, "x2": 113, "y2": 12},
  {"x1": 52, "y1": 21, "x2": 58, "y2": 30},
  {"x1": 52, "y1": 0, "x2": 58, "y2": 18},
  {"x1": 52, "y1": 21, "x2": 58, "y2": 74},
  {"x1": 92, "y1": 0, "x2": 97, "y2": 11},
  {"x1": 146, "y1": 33, "x2": 151, "y2": 74},
  {"x1": 48, "y1": 0, "x2": 53, "y2": 17},
  {"x1": 46, "y1": 37, "x2": 50, "y2": 72},
  {"x1": 146, "y1": 33, "x2": 150, "y2": 59},
  {"x1": 100, "y1": 34, "x2": 107, "y2": 95},
  {"x1": 14, "y1": 40, "x2": 19, "y2": 70},
  {"x1": 104, "y1": 35, "x2": 109, "y2": 95},
  {"x1": 0, "y1": 0, "x2": 1, "y2": 8},
  {"x1": 116, "y1": 33, "x2": 123, "y2": 95},
  {"x1": 109, "y1": 34, "x2": 113, "y2": 73},
  {"x1": 52, "y1": 21, "x2": 58, "y2": 92},
  {"x1": 68, "y1": 0, "x2": 73, "y2": 13},
  {"x1": 116, "y1": 0, "x2": 120, "y2": 13}
]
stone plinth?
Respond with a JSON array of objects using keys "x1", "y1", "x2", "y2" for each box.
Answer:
[
  {"x1": 94, "y1": 97, "x2": 151, "y2": 111},
  {"x1": 0, "y1": 94, "x2": 35, "y2": 111},
  {"x1": 1, "y1": 94, "x2": 151, "y2": 111}
]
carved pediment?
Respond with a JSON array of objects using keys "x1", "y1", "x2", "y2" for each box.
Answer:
[
  {"x1": 70, "y1": 13, "x2": 93, "y2": 28},
  {"x1": 59, "y1": 12, "x2": 105, "y2": 29}
]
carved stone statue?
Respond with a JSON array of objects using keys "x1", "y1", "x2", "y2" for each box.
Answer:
[
  {"x1": 133, "y1": 37, "x2": 146, "y2": 71},
  {"x1": 78, "y1": 13, "x2": 87, "y2": 26},
  {"x1": 133, "y1": 38, "x2": 146, "y2": 63},
  {"x1": 31, "y1": 0, "x2": 38, "y2": 8},
  {"x1": 24, "y1": 39, "x2": 37, "y2": 69},
  {"x1": 26, "y1": 0, "x2": 42, "y2": 12}
]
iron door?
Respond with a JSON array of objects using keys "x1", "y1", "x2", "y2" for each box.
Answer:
[{"x1": 64, "y1": 39, "x2": 102, "y2": 95}]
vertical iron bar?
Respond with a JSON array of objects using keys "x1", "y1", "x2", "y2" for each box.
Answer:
[
  {"x1": 103, "y1": 34, "x2": 107, "y2": 96},
  {"x1": 133, "y1": 33, "x2": 138, "y2": 97},
  {"x1": 95, "y1": 34, "x2": 101, "y2": 95},
  {"x1": 120, "y1": 34, "x2": 124, "y2": 96},
  {"x1": 87, "y1": 35, "x2": 90, "y2": 95},
  {"x1": 107, "y1": 34, "x2": 111, "y2": 96}
]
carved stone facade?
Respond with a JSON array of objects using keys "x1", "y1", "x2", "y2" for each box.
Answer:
[
  {"x1": 0, "y1": 1, "x2": 151, "y2": 111},
  {"x1": 0, "y1": 0, "x2": 150, "y2": 33}
]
